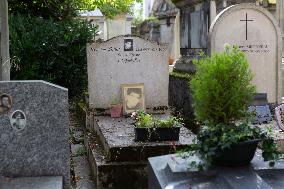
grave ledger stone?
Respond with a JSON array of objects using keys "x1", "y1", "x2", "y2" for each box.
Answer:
[
  {"x1": 209, "y1": 3, "x2": 282, "y2": 104},
  {"x1": 0, "y1": 81, "x2": 70, "y2": 189},
  {"x1": 87, "y1": 35, "x2": 169, "y2": 110}
]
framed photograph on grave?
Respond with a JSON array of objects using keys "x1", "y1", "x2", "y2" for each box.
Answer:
[
  {"x1": 121, "y1": 83, "x2": 145, "y2": 114},
  {"x1": 0, "y1": 93, "x2": 12, "y2": 114},
  {"x1": 124, "y1": 39, "x2": 133, "y2": 51}
]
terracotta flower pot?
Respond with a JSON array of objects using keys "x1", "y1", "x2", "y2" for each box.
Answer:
[
  {"x1": 168, "y1": 58, "x2": 174, "y2": 65},
  {"x1": 110, "y1": 104, "x2": 122, "y2": 118}
]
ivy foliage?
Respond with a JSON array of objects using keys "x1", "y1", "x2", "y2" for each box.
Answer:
[{"x1": 183, "y1": 122, "x2": 282, "y2": 170}]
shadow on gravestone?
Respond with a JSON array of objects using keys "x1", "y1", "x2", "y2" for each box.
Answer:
[{"x1": 0, "y1": 81, "x2": 70, "y2": 189}]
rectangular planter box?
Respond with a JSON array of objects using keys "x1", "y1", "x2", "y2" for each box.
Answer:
[{"x1": 134, "y1": 127, "x2": 180, "y2": 142}]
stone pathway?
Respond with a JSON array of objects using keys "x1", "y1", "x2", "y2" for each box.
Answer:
[{"x1": 69, "y1": 111, "x2": 96, "y2": 189}]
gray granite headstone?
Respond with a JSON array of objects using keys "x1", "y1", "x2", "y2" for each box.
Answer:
[
  {"x1": 0, "y1": 81, "x2": 70, "y2": 189},
  {"x1": 0, "y1": 176, "x2": 63, "y2": 189}
]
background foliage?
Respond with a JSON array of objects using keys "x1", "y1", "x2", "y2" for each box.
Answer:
[
  {"x1": 9, "y1": 0, "x2": 140, "y2": 100},
  {"x1": 9, "y1": 14, "x2": 97, "y2": 99},
  {"x1": 8, "y1": 0, "x2": 141, "y2": 19}
]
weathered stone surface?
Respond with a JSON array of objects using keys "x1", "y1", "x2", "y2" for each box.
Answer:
[
  {"x1": 209, "y1": 4, "x2": 282, "y2": 104},
  {"x1": 169, "y1": 75, "x2": 196, "y2": 130},
  {"x1": 0, "y1": 0, "x2": 10, "y2": 80},
  {"x1": 0, "y1": 81, "x2": 70, "y2": 189},
  {"x1": 87, "y1": 35, "x2": 169, "y2": 109},
  {"x1": 148, "y1": 154, "x2": 284, "y2": 189},
  {"x1": 86, "y1": 134, "x2": 148, "y2": 189},
  {"x1": 0, "y1": 176, "x2": 63, "y2": 189},
  {"x1": 89, "y1": 115, "x2": 194, "y2": 162}
]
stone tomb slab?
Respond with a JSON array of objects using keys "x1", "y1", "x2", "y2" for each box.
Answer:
[
  {"x1": 86, "y1": 134, "x2": 148, "y2": 189},
  {"x1": 148, "y1": 154, "x2": 284, "y2": 189},
  {"x1": 87, "y1": 35, "x2": 169, "y2": 109},
  {"x1": 0, "y1": 176, "x2": 63, "y2": 189},
  {"x1": 209, "y1": 4, "x2": 282, "y2": 103},
  {"x1": 0, "y1": 81, "x2": 70, "y2": 189},
  {"x1": 89, "y1": 116, "x2": 194, "y2": 162}
]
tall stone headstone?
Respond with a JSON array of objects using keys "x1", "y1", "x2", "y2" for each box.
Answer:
[
  {"x1": 87, "y1": 35, "x2": 169, "y2": 109},
  {"x1": 0, "y1": 0, "x2": 10, "y2": 80},
  {"x1": 209, "y1": 3, "x2": 282, "y2": 104},
  {"x1": 0, "y1": 81, "x2": 70, "y2": 189}
]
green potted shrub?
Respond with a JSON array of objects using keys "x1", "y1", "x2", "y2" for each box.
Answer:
[
  {"x1": 186, "y1": 46, "x2": 281, "y2": 169},
  {"x1": 110, "y1": 97, "x2": 122, "y2": 118},
  {"x1": 132, "y1": 110, "x2": 183, "y2": 141}
]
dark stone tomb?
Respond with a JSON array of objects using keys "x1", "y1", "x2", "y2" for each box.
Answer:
[{"x1": 148, "y1": 154, "x2": 284, "y2": 189}]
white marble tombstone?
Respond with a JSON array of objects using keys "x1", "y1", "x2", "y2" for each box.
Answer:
[
  {"x1": 87, "y1": 35, "x2": 169, "y2": 109},
  {"x1": 209, "y1": 3, "x2": 282, "y2": 104}
]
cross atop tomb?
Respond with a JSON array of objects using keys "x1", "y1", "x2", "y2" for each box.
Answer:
[{"x1": 240, "y1": 13, "x2": 254, "y2": 40}]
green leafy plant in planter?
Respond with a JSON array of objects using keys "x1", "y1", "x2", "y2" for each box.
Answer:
[
  {"x1": 184, "y1": 46, "x2": 281, "y2": 170},
  {"x1": 132, "y1": 110, "x2": 183, "y2": 141}
]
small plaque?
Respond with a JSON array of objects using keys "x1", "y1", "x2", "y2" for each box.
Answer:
[
  {"x1": 248, "y1": 105, "x2": 272, "y2": 124},
  {"x1": 0, "y1": 93, "x2": 12, "y2": 114},
  {"x1": 10, "y1": 110, "x2": 27, "y2": 131}
]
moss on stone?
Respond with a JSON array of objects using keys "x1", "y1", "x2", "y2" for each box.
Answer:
[{"x1": 170, "y1": 71, "x2": 194, "y2": 82}]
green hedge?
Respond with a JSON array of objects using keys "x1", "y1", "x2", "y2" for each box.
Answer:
[{"x1": 9, "y1": 14, "x2": 97, "y2": 99}]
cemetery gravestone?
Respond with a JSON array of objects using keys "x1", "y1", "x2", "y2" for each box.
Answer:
[
  {"x1": 87, "y1": 35, "x2": 169, "y2": 110},
  {"x1": 209, "y1": 3, "x2": 282, "y2": 104},
  {"x1": 0, "y1": 81, "x2": 70, "y2": 189}
]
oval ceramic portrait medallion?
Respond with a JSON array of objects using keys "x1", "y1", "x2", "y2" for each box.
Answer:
[
  {"x1": 10, "y1": 110, "x2": 27, "y2": 131},
  {"x1": 0, "y1": 93, "x2": 12, "y2": 114}
]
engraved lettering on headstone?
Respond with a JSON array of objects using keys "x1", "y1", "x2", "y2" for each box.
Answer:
[
  {"x1": 0, "y1": 93, "x2": 12, "y2": 114},
  {"x1": 10, "y1": 110, "x2": 26, "y2": 131}
]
